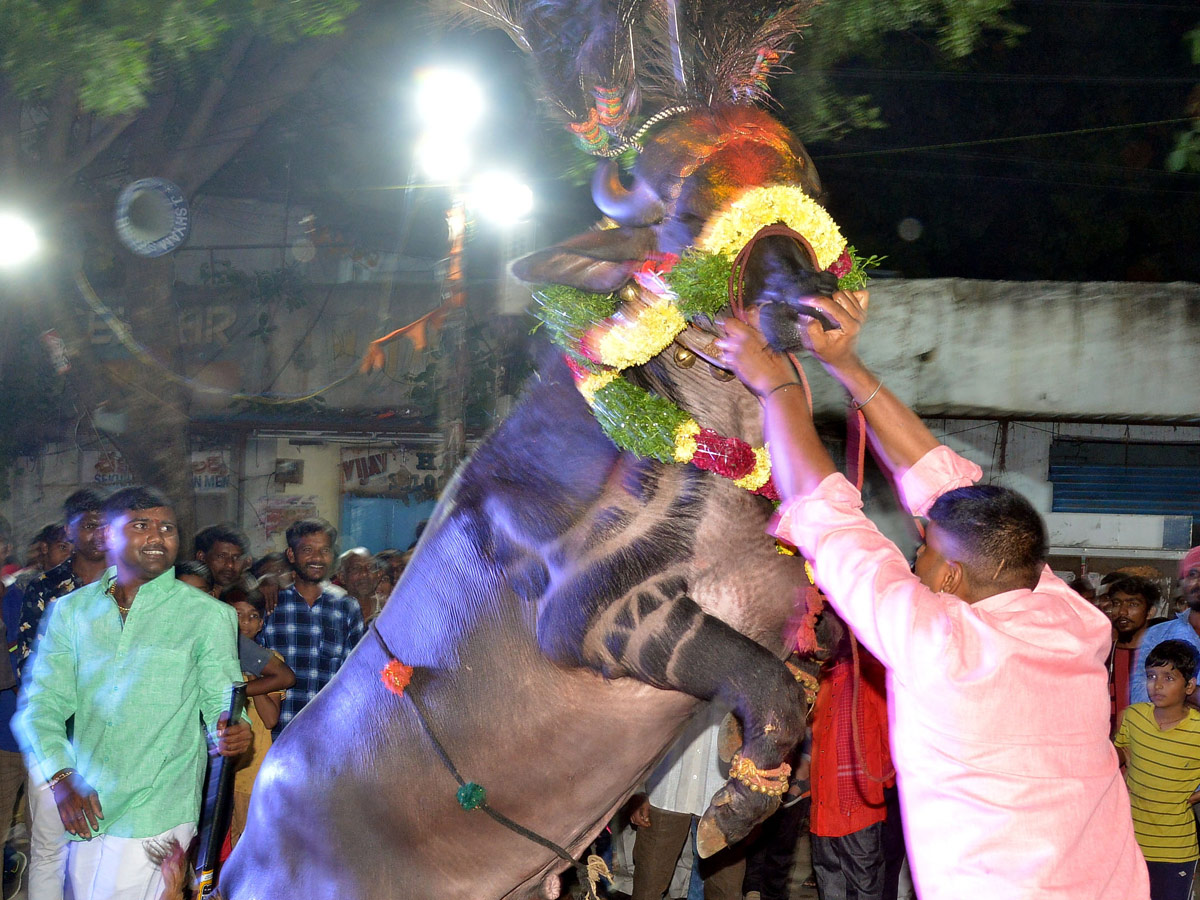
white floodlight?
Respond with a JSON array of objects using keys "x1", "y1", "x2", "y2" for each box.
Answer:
[
  {"x1": 414, "y1": 68, "x2": 485, "y2": 132},
  {"x1": 415, "y1": 132, "x2": 473, "y2": 183},
  {"x1": 0, "y1": 211, "x2": 40, "y2": 268},
  {"x1": 470, "y1": 171, "x2": 534, "y2": 224}
]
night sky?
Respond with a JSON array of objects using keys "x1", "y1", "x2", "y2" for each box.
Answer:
[
  {"x1": 212, "y1": 1, "x2": 1200, "y2": 286},
  {"x1": 807, "y1": 0, "x2": 1200, "y2": 283}
]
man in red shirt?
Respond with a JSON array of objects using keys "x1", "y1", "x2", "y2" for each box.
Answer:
[
  {"x1": 808, "y1": 611, "x2": 900, "y2": 900},
  {"x1": 1105, "y1": 574, "x2": 1159, "y2": 734}
]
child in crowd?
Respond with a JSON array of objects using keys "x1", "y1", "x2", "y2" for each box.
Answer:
[
  {"x1": 218, "y1": 586, "x2": 295, "y2": 848},
  {"x1": 175, "y1": 560, "x2": 216, "y2": 595},
  {"x1": 1114, "y1": 639, "x2": 1200, "y2": 900}
]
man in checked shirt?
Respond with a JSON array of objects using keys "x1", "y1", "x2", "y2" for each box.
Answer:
[{"x1": 261, "y1": 518, "x2": 365, "y2": 736}]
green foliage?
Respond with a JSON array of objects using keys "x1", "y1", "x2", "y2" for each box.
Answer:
[
  {"x1": 839, "y1": 246, "x2": 886, "y2": 291},
  {"x1": 1168, "y1": 26, "x2": 1200, "y2": 173},
  {"x1": 199, "y1": 261, "x2": 309, "y2": 343},
  {"x1": 667, "y1": 251, "x2": 733, "y2": 322},
  {"x1": 532, "y1": 283, "x2": 618, "y2": 348},
  {"x1": 780, "y1": 0, "x2": 1021, "y2": 141},
  {"x1": 591, "y1": 378, "x2": 691, "y2": 464},
  {"x1": 0, "y1": 0, "x2": 358, "y2": 116},
  {"x1": 1186, "y1": 26, "x2": 1200, "y2": 65},
  {"x1": 1167, "y1": 126, "x2": 1200, "y2": 174}
]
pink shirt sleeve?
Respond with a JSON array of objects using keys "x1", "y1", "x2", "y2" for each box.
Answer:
[
  {"x1": 896, "y1": 444, "x2": 982, "y2": 516},
  {"x1": 770, "y1": 446, "x2": 981, "y2": 675}
]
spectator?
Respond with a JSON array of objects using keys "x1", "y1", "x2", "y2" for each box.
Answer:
[
  {"x1": 249, "y1": 552, "x2": 290, "y2": 617},
  {"x1": 193, "y1": 524, "x2": 249, "y2": 595},
  {"x1": 9, "y1": 525, "x2": 72, "y2": 594},
  {"x1": 336, "y1": 548, "x2": 380, "y2": 623},
  {"x1": 1106, "y1": 575, "x2": 1161, "y2": 733},
  {"x1": 0, "y1": 516, "x2": 18, "y2": 581},
  {"x1": 15, "y1": 485, "x2": 249, "y2": 900},
  {"x1": 175, "y1": 560, "x2": 215, "y2": 595},
  {"x1": 628, "y1": 703, "x2": 744, "y2": 900},
  {"x1": 1114, "y1": 639, "x2": 1200, "y2": 900},
  {"x1": 261, "y1": 519, "x2": 364, "y2": 736},
  {"x1": 741, "y1": 727, "x2": 810, "y2": 900},
  {"x1": 718, "y1": 292, "x2": 1147, "y2": 898},
  {"x1": 807, "y1": 618, "x2": 902, "y2": 900},
  {"x1": 372, "y1": 551, "x2": 400, "y2": 611},
  {"x1": 0, "y1": 555, "x2": 26, "y2": 896},
  {"x1": 1131, "y1": 546, "x2": 1200, "y2": 706},
  {"x1": 17, "y1": 489, "x2": 108, "y2": 900},
  {"x1": 217, "y1": 585, "x2": 294, "y2": 848}
]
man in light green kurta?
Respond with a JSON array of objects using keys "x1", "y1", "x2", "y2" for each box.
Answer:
[{"x1": 15, "y1": 486, "x2": 250, "y2": 900}]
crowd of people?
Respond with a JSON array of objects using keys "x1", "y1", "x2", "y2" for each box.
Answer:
[
  {"x1": 0, "y1": 288, "x2": 1195, "y2": 900},
  {"x1": 0, "y1": 496, "x2": 413, "y2": 900}
]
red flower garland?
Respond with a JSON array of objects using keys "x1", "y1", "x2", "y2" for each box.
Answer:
[
  {"x1": 754, "y1": 478, "x2": 780, "y2": 502},
  {"x1": 828, "y1": 249, "x2": 853, "y2": 279},
  {"x1": 689, "y1": 429, "x2": 756, "y2": 479}
]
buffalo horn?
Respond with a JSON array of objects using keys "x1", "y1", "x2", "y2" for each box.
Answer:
[{"x1": 591, "y1": 160, "x2": 664, "y2": 227}]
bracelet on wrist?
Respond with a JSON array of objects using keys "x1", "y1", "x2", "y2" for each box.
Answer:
[
  {"x1": 850, "y1": 380, "x2": 883, "y2": 411},
  {"x1": 761, "y1": 381, "x2": 801, "y2": 401},
  {"x1": 48, "y1": 768, "x2": 75, "y2": 789}
]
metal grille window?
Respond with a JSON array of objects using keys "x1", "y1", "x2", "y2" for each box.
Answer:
[{"x1": 1049, "y1": 439, "x2": 1200, "y2": 522}]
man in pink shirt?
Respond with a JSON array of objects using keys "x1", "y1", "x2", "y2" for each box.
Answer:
[{"x1": 717, "y1": 290, "x2": 1148, "y2": 900}]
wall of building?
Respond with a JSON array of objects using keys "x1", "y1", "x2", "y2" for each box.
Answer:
[{"x1": 6, "y1": 278, "x2": 1199, "y2": 575}]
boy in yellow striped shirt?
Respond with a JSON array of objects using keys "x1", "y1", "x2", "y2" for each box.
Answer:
[{"x1": 1115, "y1": 639, "x2": 1200, "y2": 900}]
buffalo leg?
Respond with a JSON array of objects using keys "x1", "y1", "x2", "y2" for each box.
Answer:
[{"x1": 570, "y1": 591, "x2": 806, "y2": 857}]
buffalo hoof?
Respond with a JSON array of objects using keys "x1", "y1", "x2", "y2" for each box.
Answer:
[
  {"x1": 695, "y1": 779, "x2": 780, "y2": 859},
  {"x1": 716, "y1": 713, "x2": 743, "y2": 773}
]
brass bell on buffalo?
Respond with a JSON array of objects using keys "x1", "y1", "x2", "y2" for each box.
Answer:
[
  {"x1": 673, "y1": 347, "x2": 697, "y2": 368},
  {"x1": 712, "y1": 366, "x2": 737, "y2": 381}
]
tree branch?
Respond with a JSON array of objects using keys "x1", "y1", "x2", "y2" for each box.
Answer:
[
  {"x1": 0, "y1": 82, "x2": 21, "y2": 178},
  {"x1": 163, "y1": 6, "x2": 380, "y2": 195},
  {"x1": 58, "y1": 113, "x2": 138, "y2": 184},
  {"x1": 42, "y1": 79, "x2": 79, "y2": 168},
  {"x1": 175, "y1": 31, "x2": 255, "y2": 160}
]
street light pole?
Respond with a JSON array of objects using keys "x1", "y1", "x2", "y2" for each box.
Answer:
[
  {"x1": 435, "y1": 195, "x2": 468, "y2": 486},
  {"x1": 411, "y1": 67, "x2": 533, "y2": 489}
]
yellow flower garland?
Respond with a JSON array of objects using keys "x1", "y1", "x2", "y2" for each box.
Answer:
[
  {"x1": 732, "y1": 445, "x2": 772, "y2": 492},
  {"x1": 673, "y1": 419, "x2": 701, "y2": 463},
  {"x1": 593, "y1": 297, "x2": 687, "y2": 370},
  {"x1": 699, "y1": 185, "x2": 846, "y2": 270},
  {"x1": 577, "y1": 369, "x2": 619, "y2": 404}
]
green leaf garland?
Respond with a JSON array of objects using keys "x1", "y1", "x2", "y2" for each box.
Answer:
[
  {"x1": 591, "y1": 378, "x2": 691, "y2": 463},
  {"x1": 664, "y1": 251, "x2": 733, "y2": 322}
]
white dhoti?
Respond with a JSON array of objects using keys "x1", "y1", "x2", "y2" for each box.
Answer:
[
  {"x1": 66, "y1": 823, "x2": 195, "y2": 900},
  {"x1": 27, "y1": 776, "x2": 70, "y2": 900}
]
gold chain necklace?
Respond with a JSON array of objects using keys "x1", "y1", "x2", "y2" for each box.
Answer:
[{"x1": 104, "y1": 581, "x2": 132, "y2": 613}]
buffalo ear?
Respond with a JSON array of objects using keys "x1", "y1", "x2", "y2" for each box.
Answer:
[{"x1": 510, "y1": 226, "x2": 657, "y2": 292}]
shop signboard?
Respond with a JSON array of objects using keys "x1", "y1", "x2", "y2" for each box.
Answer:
[{"x1": 192, "y1": 450, "x2": 232, "y2": 493}]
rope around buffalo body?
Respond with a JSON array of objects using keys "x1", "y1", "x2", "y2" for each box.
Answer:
[{"x1": 370, "y1": 624, "x2": 611, "y2": 900}]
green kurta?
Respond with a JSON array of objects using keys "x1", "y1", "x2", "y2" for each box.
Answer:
[{"x1": 15, "y1": 566, "x2": 243, "y2": 839}]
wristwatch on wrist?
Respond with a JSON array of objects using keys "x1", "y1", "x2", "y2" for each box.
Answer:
[{"x1": 47, "y1": 768, "x2": 75, "y2": 790}]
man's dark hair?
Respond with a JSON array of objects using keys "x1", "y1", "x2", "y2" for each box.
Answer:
[
  {"x1": 100, "y1": 486, "x2": 172, "y2": 524},
  {"x1": 285, "y1": 518, "x2": 337, "y2": 553},
  {"x1": 250, "y1": 552, "x2": 287, "y2": 578},
  {"x1": 927, "y1": 484, "x2": 1047, "y2": 594},
  {"x1": 220, "y1": 584, "x2": 267, "y2": 615},
  {"x1": 194, "y1": 523, "x2": 248, "y2": 557},
  {"x1": 63, "y1": 489, "x2": 104, "y2": 523},
  {"x1": 1104, "y1": 574, "x2": 1161, "y2": 607},
  {"x1": 32, "y1": 523, "x2": 67, "y2": 545},
  {"x1": 175, "y1": 560, "x2": 214, "y2": 590},
  {"x1": 1146, "y1": 639, "x2": 1200, "y2": 682}
]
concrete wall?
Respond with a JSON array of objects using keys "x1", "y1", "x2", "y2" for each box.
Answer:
[
  {"x1": 7, "y1": 278, "x2": 1199, "y2": 569},
  {"x1": 806, "y1": 279, "x2": 1200, "y2": 422}
]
